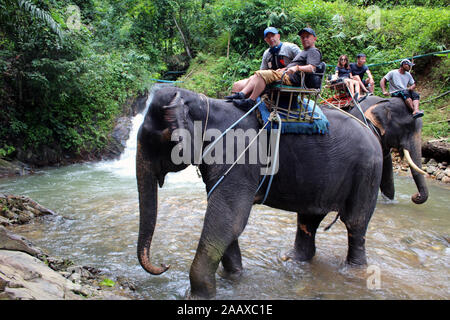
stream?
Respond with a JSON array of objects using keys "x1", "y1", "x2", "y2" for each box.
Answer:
[{"x1": 0, "y1": 92, "x2": 449, "y2": 300}]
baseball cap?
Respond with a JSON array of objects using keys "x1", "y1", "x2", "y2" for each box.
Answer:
[
  {"x1": 298, "y1": 27, "x2": 316, "y2": 37},
  {"x1": 400, "y1": 59, "x2": 415, "y2": 67},
  {"x1": 263, "y1": 27, "x2": 279, "y2": 38}
]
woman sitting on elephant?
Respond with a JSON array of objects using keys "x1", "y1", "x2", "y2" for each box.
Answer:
[{"x1": 334, "y1": 55, "x2": 360, "y2": 99}]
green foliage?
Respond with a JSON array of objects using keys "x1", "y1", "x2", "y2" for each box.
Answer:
[
  {"x1": 0, "y1": 0, "x2": 162, "y2": 159},
  {"x1": 99, "y1": 278, "x2": 116, "y2": 287},
  {"x1": 0, "y1": 0, "x2": 448, "y2": 161}
]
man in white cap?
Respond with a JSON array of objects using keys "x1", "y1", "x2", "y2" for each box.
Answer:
[
  {"x1": 380, "y1": 59, "x2": 424, "y2": 119},
  {"x1": 225, "y1": 27, "x2": 301, "y2": 100}
]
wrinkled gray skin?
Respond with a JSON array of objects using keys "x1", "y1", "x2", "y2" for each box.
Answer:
[
  {"x1": 350, "y1": 96, "x2": 428, "y2": 204},
  {"x1": 136, "y1": 87, "x2": 383, "y2": 299}
]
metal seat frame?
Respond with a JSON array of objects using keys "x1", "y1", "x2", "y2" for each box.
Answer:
[{"x1": 266, "y1": 62, "x2": 326, "y2": 123}]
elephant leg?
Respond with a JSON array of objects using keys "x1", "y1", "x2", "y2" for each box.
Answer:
[
  {"x1": 380, "y1": 152, "x2": 395, "y2": 200},
  {"x1": 220, "y1": 239, "x2": 243, "y2": 279},
  {"x1": 342, "y1": 221, "x2": 368, "y2": 266},
  {"x1": 189, "y1": 181, "x2": 255, "y2": 299},
  {"x1": 340, "y1": 194, "x2": 377, "y2": 266},
  {"x1": 290, "y1": 213, "x2": 327, "y2": 261}
]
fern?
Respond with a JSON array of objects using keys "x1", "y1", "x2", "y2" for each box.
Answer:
[{"x1": 16, "y1": 0, "x2": 64, "y2": 40}]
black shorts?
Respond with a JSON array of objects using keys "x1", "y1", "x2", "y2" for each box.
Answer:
[{"x1": 391, "y1": 90, "x2": 420, "y2": 101}]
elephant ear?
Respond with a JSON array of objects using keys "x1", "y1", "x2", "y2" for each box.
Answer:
[
  {"x1": 364, "y1": 102, "x2": 391, "y2": 136},
  {"x1": 161, "y1": 91, "x2": 187, "y2": 140}
]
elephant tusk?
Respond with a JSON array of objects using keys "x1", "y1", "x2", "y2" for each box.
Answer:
[{"x1": 404, "y1": 149, "x2": 426, "y2": 175}]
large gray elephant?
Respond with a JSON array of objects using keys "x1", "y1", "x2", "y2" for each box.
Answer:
[
  {"x1": 350, "y1": 96, "x2": 428, "y2": 204},
  {"x1": 136, "y1": 86, "x2": 383, "y2": 299}
]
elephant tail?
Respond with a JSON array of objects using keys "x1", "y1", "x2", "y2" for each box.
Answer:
[{"x1": 324, "y1": 213, "x2": 340, "y2": 231}]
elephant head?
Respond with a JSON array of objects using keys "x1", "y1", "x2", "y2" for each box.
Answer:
[
  {"x1": 360, "y1": 96, "x2": 428, "y2": 204},
  {"x1": 135, "y1": 88, "x2": 193, "y2": 275}
]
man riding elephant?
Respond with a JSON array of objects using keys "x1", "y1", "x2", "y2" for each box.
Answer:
[
  {"x1": 228, "y1": 26, "x2": 301, "y2": 98},
  {"x1": 380, "y1": 59, "x2": 424, "y2": 119},
  {"x1": 226, "y1": 27, "x2": 322, "y2": 111}
]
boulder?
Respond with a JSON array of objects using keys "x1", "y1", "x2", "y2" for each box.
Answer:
[{"x1": 0, "y1": 226, "x2": 44, "y2": 257}]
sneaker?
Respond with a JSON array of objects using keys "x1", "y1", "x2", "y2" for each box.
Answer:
[
  {"x1": 412, "y1": 110, "x2": 424, "y2": 119},
  {"x1": 233, "y1": 98, "x2": 256, "y2": 111},
  {"x1": 225, "y1": 92, "x2": 245, "y2": 101}
]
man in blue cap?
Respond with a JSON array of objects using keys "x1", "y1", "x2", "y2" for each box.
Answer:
[
  {"x1": 226, "y1": 26, "x2": 301, "y2": 100},
  {"x1": 227, "y1": 27, "x2": 322, "y2": 111},
  {"x1": 380, "y1": 59, "x2": 424, "y2": 118}
]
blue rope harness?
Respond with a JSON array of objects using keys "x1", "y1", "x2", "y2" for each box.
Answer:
[{"x1": 205, "y1": 103, "x2": 281, "y2": 203}]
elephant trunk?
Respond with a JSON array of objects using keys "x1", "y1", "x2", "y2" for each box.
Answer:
[
  {"x1": 403, "y1": 139, "x2": 428, "y2": 204},
  {"x1": 136, "y1": 144, "x2": 170, "y2": 275}
]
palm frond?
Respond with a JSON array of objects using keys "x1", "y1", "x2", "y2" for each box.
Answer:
[{"x1": 17, "y1": 0, "x2": 64, "y2": 40}]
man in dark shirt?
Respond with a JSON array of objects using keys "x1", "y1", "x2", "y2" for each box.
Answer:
[
  {"x1": 229, "y1": 27, "x2": 322, "y2": 111},
  {"x1": 350, "y1": 53, "x2": 374, "y2": 94}
]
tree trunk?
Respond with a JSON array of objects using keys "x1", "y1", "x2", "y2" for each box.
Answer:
[
  {"x1": 172, "y1": 15, "x2": 192, "y2": 59},
  {"x1": 422, "y1": 140, "x2": 450, "y2": 163}
]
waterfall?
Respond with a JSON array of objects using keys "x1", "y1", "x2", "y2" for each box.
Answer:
[{"x1": 96, "y1": 84, "x2": 202, "y2": 186}]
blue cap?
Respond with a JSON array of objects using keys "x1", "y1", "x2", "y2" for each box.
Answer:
[
  {"x1": 264, "y1": 27, "x2": 279, "y2": 38},
  {"x1": 298, "y1": 27, "x2": 316, "y2": 37}
]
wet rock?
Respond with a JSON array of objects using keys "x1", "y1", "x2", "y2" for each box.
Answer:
[
  {"x1": 0, "y1": 194, "x2": 55, "y2": 225},
  {"x1": 436, "y1": 171, "x2": 445, "y2": 181},
  {"x1": 426, "y1": 165, "x2": 437, "y2": 174},
  {"x1": 102, "y1": 117, "x2": 133, "y2": 160},
  {"x1": 0, "y1": 231, "x2": 134, "y2": 300},
  {"x1": 442, "y1": 176, "x2": 450, "y2": 184},
  {"x1": 0, "y1": 159, "x2": 32, "y2": 178},
  {"x1": 0, "y1": 226, "x2": 44, "y2": 257},
  {"x1": 0, "y1": 250, "x2": 82, "y2": 300}
]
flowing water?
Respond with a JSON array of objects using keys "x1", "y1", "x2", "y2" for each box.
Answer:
[{"x1": 0, "y1": 92, "x2": 449, "y2": 300}]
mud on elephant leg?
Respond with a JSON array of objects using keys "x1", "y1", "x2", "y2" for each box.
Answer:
[
  {"x1": 288, "y1": 213, "x2": 327, "y2": 262},
  {"x1": 220, "y1": 240, "x2": 243, "y2": 280},
  {"x1": 189, "y1": 189, "x2": 254, "y2": 299}
]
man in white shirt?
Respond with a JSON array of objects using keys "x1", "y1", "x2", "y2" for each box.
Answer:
[{"x1": 380, "y1": 59, "x2": 424, "y2": 119}]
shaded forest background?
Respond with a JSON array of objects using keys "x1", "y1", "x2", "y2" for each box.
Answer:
[{"x1": 1, "y1": 0, "x2": 448, "y2": 164}]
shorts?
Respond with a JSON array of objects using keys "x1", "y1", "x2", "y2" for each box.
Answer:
[
  {"x1": 391, "y1": 90, "x2": 420, "y2": 101},
  {"x1": 255, "y1": 70, "x2": 294, "y2": 86}
]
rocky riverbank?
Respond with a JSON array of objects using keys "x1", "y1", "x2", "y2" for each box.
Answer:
[
  {"x1": 392, "y1": 150, "x2": 450, "y2": 183},
  {"x1": 0, "y1": 194, "x2": 139, "y2": 300}
]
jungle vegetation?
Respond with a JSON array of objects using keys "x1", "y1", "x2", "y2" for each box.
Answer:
[{"x1": 0, "y1": 0, "x2": 448, "y2": 160}]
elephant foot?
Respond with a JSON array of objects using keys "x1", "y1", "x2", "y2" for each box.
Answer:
[
  {"x1": 185, "y1": 287, "x2": 216, "y2": 300},
  {"x1": 217, "y1": 266, "x2": 243, "y2": 281},
  {"x1": 346, "y1": 249, "x2": 367, "y2": 267},
  {"x1": 281, "y1": 249, "x2": 315, "y2": 262},
  {"x1": 346, "y1": 257, "x2": 367, "y2": 267}
]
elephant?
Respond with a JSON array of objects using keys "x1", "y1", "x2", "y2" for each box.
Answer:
[
  {"x1": 136, "y1": 86, "x2": 383, "y2": 299},
  {"x1": 349, "y1": 96, "x2": 428, "y2": 204}
]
